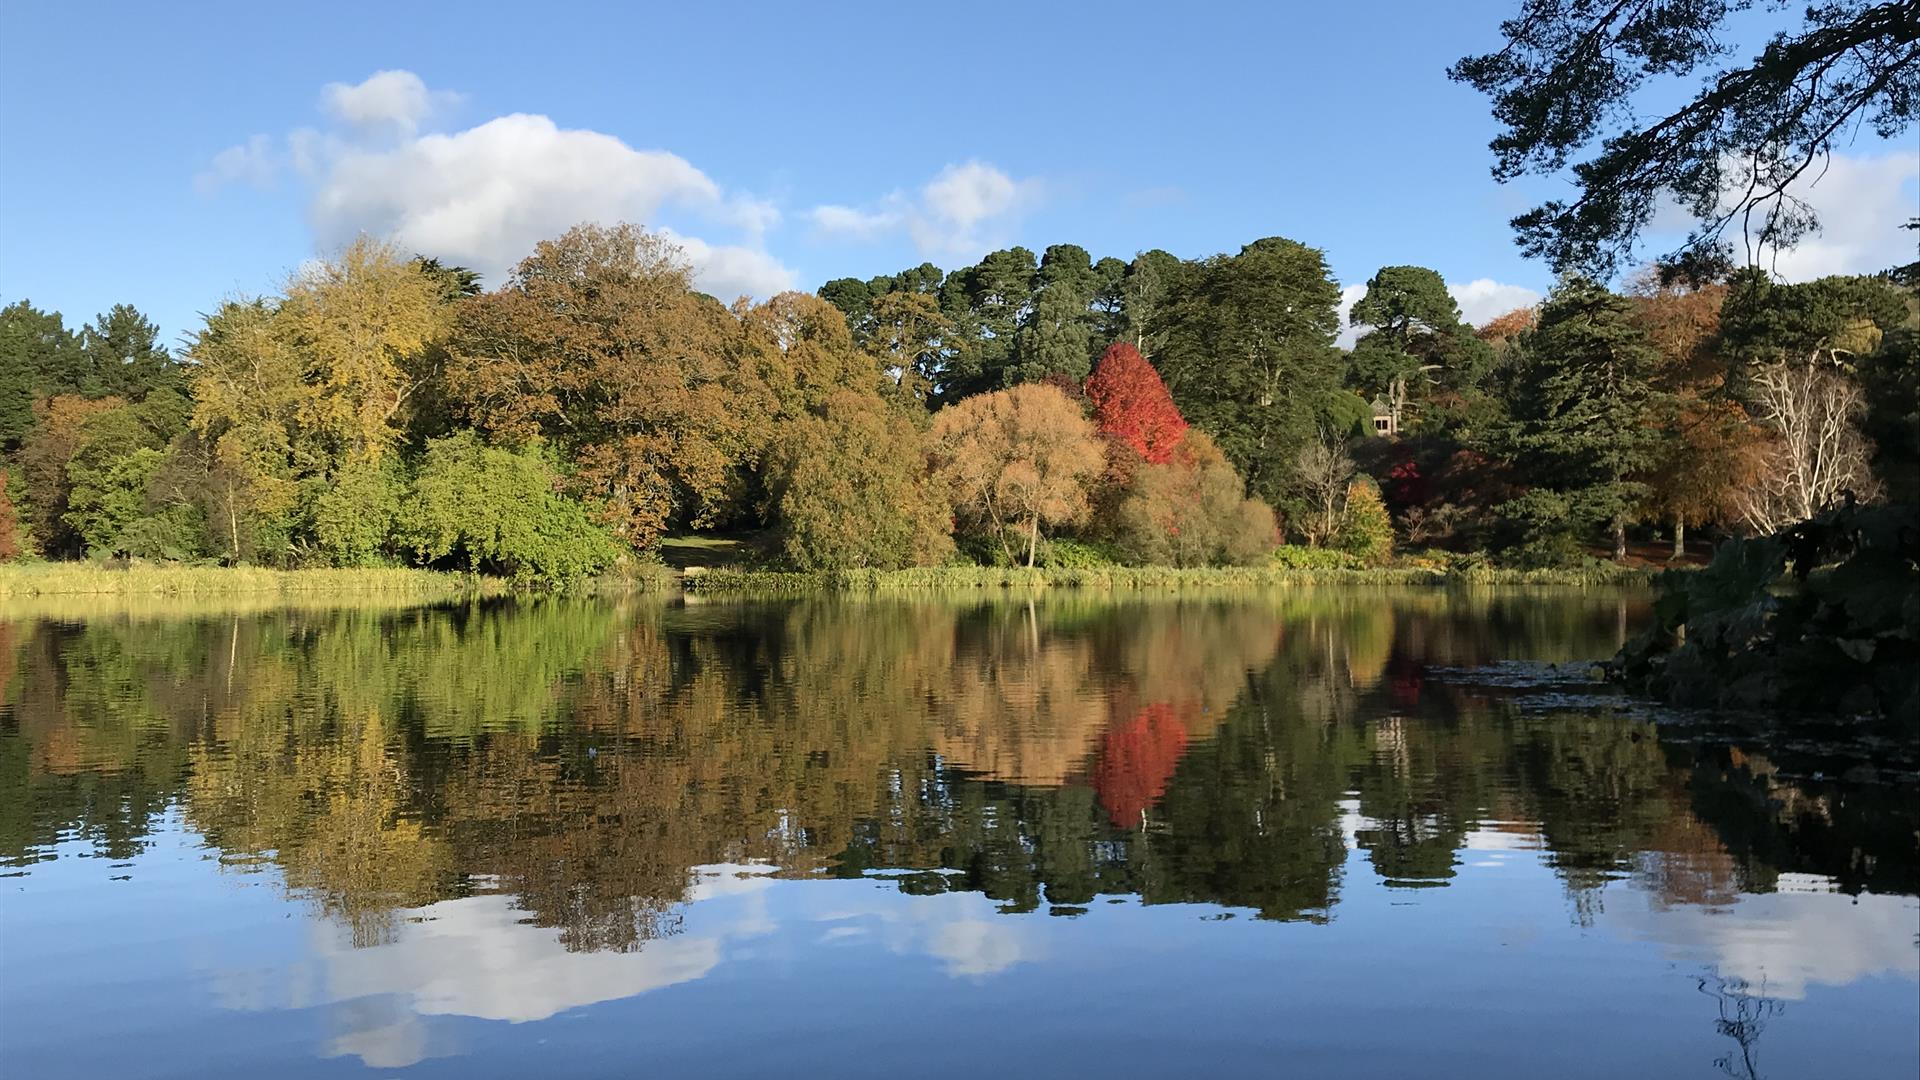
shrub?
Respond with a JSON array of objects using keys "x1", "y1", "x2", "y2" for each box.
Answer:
[
  {"x1": 307, "y1": 457, "x2": 406, "y2": 567},
  {"x1": 1336, "y1": 476, "x2": 1395, "y2": 565},
  {"x1": 1268, "y1": 545, "x2": 1360, "y2": 570},
  {"x1": 1112, "y1": 432, "x2": 1276, "y2": 566},
  {"x1": 396, "y1": 432, "x2": 622, "y2": 586},
  {"x1": 1039, "y1": 538, "x2": 1120, "y2": 568},
  {"x1": 119, "y1": 503, "x2": 210, "y2": 562},
  {"x1": 764, "y1": 390, "x2": 954, "y2": 570}
]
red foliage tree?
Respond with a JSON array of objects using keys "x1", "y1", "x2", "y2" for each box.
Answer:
[
  {"x1": 1092, "y1": 702, "x2": 1192, "y2": 827},
  {"x1": 1085, "y1": 342, "x2": 1187, "y2": 465}
]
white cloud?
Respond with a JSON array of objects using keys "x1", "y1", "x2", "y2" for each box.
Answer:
[
  {"x1": 809, "y1": 160, "x2": 1041, "y2": 258},
  {"x1": 658, "y1": 228, "x2": 796, "y2": 299},
  {"x1": 309, "y1": 112, "x2": 725, "y2": 284},
  {"x1": 237, "y1": 864, "x2": 1034, "y2": 1067},
  {"x1": 1608, "y1": 879, "x2": 1920, "y2": 1000},
  {"x1": 809, "y1": 202, "x2": 903, "y2": 241},
  {"x1": 320, "y1": 70, "x2": 459, "y2": 136},
  {"x1": 1763, "y1": 152, "x2": 1919, "y2": 281},
  {"x1": 1449, "y1": 278, "x2": 1543, "y2": 328},
  {"x1": 1336, "y1": 284, "x2": 1369, "y2": 347},
  {"x1": 199, "y1": 71, "x2": 797, "y2": 298},
  {"x1": 195, "y1": 134, "x2": 279, "y2": 193},
  {"x1": 1646, "y1": 150, "x2": 1918, "y2": 281}
]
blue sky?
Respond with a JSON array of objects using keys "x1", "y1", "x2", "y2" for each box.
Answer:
[{"x1": 3, "y1": 1, "x2": 1913, "y2": 347}]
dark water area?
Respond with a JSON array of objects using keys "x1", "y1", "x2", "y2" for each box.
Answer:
[{"x1": 1, "y1": 589, "x2": 1914, "y2": 1079}]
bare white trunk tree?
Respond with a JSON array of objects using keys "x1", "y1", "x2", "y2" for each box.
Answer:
[
  {"x1": 1294, "y1": 429, "x2": 1355, "y2": 547},
  {"x1": 1734, "y1": 357, "x2": 1880, "y2": 534}
]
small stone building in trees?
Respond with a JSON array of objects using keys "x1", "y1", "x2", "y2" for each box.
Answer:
[{"x1": 1369, "y1": 394, "x2": 1398, "y2": 436}]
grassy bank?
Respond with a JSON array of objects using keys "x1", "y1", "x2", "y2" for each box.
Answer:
[
  {"x1": 0, "y1": 563, "x2": 500, "y2": 599},
  {"x1": 0, "y1": 557, "x2": 680, "y2": 600},
  {"x1": 681, "y1": 562, "x2": 1655, "y2": 594}
]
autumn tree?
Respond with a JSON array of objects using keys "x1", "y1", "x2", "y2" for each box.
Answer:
[
  {"x1": 187, "y1": 300, "x2": 312, "y2": 562},
  {"x1": 1085, "y1": 342, "x2": 1188, "y2": 465},
  {"x1": 738, "y1": 291, "x2": 885, "y2": 416},
  {"x1": 868, "y1": 290, "x2": 955, "y2": 406},
  {"x1": 447, "y1": 223, "x2": 773, "y2": 546},
  {"x1": 1111, "y1": 431, "x2": 1276, "y2": 567},
  {"x1": 0, "y1": 470, "x2": 18, "y2": 560},
  {"x1": 1335, "y1": 476, "x2": 1395, "y2": 564},
  {"x1": 19, "y1": 395, "x2": 124, "y2": 557},
  {"x1": 763, "y1": 390, "x2": 954, "y2": 570},
  {"x1": 929, "y1": 383, "x2": 1104, "y2": 567},
  {"x1": 185, "y1": 241, "x2": 452, "y2": 563},
  {"x1": 1628, "y1": 275, "x2": 1750, "y2": 556},
  {"x1": 277, "y1": 236, "x2": 449, "y2": 462}
]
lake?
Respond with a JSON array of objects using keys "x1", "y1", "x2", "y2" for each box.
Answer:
[{"x1": 1, "y1": 589, "x2": 1914, "y2": 1079}]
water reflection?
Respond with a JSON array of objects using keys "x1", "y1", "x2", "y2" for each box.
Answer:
[{"x1": 0, "y1": 590, "x2": 1914, "y2": 1078}]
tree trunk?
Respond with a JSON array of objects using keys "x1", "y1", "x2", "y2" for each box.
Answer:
[
  {"x1": 1612, "y1": 517, "x2": 1627, "y2": 562},
  {"x1": 1025, "y1": 514, "x2": 1039, "y2": 568},
  {"x1": 1671, "y1": 518, "x2": 1686, "y2": 562}
]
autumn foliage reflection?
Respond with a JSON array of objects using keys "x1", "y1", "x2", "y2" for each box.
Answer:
[{"x1": 1, "y1": 592, "x2": 1912, "y2": 954}]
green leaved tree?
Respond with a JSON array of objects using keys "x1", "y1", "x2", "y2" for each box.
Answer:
[{"x1": 1495, "y1": 277, "x2": 1664, "y2": 562}]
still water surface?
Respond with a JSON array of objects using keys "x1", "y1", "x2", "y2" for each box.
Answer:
[{"x1": 0, "y1": 589, "x2": 1914, "y2": 1079}]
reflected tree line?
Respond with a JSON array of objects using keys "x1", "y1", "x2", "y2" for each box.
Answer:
[{"x1": 1, "y1": 592, "x2": 1913, "y2": 952}]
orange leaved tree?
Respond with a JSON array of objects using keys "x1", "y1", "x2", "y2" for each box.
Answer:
[{"x1": 929, "y1": 383, "x2": 1104, "y2": 567}]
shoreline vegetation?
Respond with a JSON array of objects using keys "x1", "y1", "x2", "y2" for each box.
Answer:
[
  {"x1": 679, "y1": 561, "x2": 1653, "y2": 593},
  {"x1": 0, "y1": 555, "x2": 1652, "y2": 601},
  {"x1": 0, "y1": 562, "x2": 502, "y2": 598}
]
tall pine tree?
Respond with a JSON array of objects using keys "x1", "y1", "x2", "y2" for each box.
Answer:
[{"x1": 1496, "y1": 277, "x2": 1663, "y2": 561}]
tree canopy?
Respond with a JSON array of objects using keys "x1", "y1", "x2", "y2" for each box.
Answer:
[{"x1": 1451, "y1": 0, "x2": 1920, "y2": 277}]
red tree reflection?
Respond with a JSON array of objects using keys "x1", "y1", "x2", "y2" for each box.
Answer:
[{"x1": 1093, "y1": 703, "x2": 1191, "y2": 827}]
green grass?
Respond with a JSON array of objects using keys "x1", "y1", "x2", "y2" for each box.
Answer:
[
  {"x1": 0, "y1": 562, "x2": 497, "y2": 598},
  {"x1": 655, "y1": 533, "x2": 770, "y2": 570},
  {"x1": 682, "y1": 562, "x2": 1655, "y2": 594}
]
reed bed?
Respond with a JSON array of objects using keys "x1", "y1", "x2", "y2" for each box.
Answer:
[
  {"x1": 0, "y1": 563, "x2": 493, "y2": 598},
  {"x1": 682, "y1": 562, "x2": 1654, "y2": 594}
]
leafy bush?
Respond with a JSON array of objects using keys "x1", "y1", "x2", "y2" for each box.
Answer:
[
  {"x1": 1039, "y1": 538, "x2": 1120, "y2": 568},
  {"x1": 307, "y1": 457, "x2": 406, "y2": 567},
  {"x1": 396, "y1": 432, "x2": 623, "y2": 586},
  {"x1": 1111, "y1": 431, "x2": 1276, "y2": 567},
  {"x1": 1268, "y1": 545, "x2": 1360, "y2": 570},
  {"x1": 1336, "y1": 476, "x2": 1394, "y2": 564},
  {"x1": 118, "y1": 503, "x2": 210, "y2": 562},
  {"x1": 764, "y1": 391, "x2": 954, "y2": 570}
]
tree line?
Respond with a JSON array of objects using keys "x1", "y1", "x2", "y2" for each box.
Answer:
[{"x1": 1, "y1": 222, "x2": 1914, "y2": 582}]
